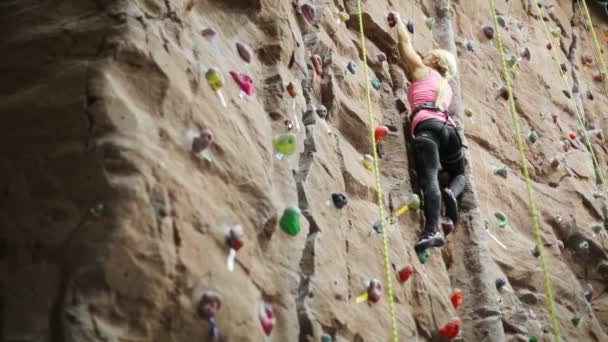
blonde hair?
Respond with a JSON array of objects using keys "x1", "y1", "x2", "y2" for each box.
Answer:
[{"x1": 424, "y1": 49, "x2": 458, "y2": 80}]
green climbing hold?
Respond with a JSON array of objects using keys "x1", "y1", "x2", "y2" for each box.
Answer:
[
  {"x1": 494, "y1": 166, "x2": 508, "y2": 178},
  {"x1": 484, "y1": 219, "x2": 490, "y2": 230},
  {"x1": 418, "y1": 249, "x2": 431, "y2": 264},
  {"x1": 371, "y1": 78, "x2": 381, "y2": 90},
  {"x1": 321, "y1": 334, "x2": 332, "y2": 342},
  {"x1": 274, "y1": 133, "x2": 297, "y2": 156},
  {"x1": 571, "y1": 314, "x2": 582, "y2": 327},
  {"x1": 494, "y1": 211, "x2": 508, "y2": 228},
  {"x1": 497, "y1": 15, "x2": 506, "y2": 28},
  {"x1": 529, "y1": 336, "x2": 538, "y2": 342},
  {"x1": 280, "y1": 206, "x2": 301, "y2": 236},
  {"x1": 529, "y1": 130, "x2": 538, "y2": 144}
]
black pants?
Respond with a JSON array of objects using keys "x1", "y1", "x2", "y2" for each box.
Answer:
[{"x1": 413, "y1": 119, "x2": 466, "y2": 234}]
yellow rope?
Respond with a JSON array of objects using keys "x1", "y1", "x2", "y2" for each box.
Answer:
[
  {"x1": 531, "y1": 0, "x2": 608, "y2": 195},
  {"x1": 488, "y1": 0, "x2": 562, "y2": 340},
  {"x1": 581, "y1": 0, "x2": 608, "y2": 86},
  {"x1": 355, "y1": 1, "x2": 398, "y2": 341}
]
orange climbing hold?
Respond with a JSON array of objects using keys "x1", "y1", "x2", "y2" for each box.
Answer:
[{"x1": 439, "y1": 317, "x2": 461, "y2": 339}]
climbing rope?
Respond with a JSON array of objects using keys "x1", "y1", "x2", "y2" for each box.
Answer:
[
  {"x1": 355, "y1": 1, "x2": 399, "y2": 341},
  {"x1": 580, "y1": 0, "x2": 608, "y2": 97},
  {"x1": 488, "y1": 0, "x2": 562, "y2": 340},
  {"x1": 531, "y1": 0, "x2": 608, "y2": 196},
  {"x1": 576, "y1": 0, "x2": 608, "y2": 99}
]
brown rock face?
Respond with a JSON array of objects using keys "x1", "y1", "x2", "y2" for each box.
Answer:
[{"x1": 1, "y1": 0, "x2": 608, "y2": 341}]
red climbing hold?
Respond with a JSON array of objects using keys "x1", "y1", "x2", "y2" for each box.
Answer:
[
  {"x1": 311, "y1": 54, "x2": 322, "y2": 76},
  {"x1": 375, "y1": 126, "x2": 389, "y2": 142},
  {"x1": 398, "y1": 264, "x2": 414, "y2": 283},
  {"x1": 439, "y1": 317, "x2": 461, "y2": 339},
  {"x1": 387, "y1": 13, "x2": 397, "y2": 28},
  {"x1": 258, "y1": 303, "x2": 276, "y2": 336},
  {"x1": 229, "y1": 71, "x2": 254, "y2": 96},
  {"x1": 367, "y1": 279, "x2": 383, "y2": 303},
  {"x1": 569, "y1": 132, "x2": 577, "y2": 140},
  {"x1": 451, "y1": 289, "x2": 463, "y2": 308}
]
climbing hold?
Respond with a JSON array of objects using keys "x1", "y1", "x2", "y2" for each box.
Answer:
[
  {"x1": 483, "y1": 26, "x2": 495, "y2": 39},
  {"x1": 285, "y1": 120, "x2": 294, "y2": 131},
  {"x1": 578, "y1": 240, "x2": 589, "y2": 252},
  {"x1": 371, "y1": 78, "x2": 381, "y2": 90},
  {"x1": 593, "y1": 72, "x2": 606, "y2": 82},
  {"x1": 321, "y1": 334, "x2": 332, "y2": 342},
  {"x1": 406, "y1": 21, "x2": 415, "y2": 34},
  {"x1": 494, "y1": 211, "x2": 508, "y2": 228},
  {"x1": 398, "y1": 264, "x2": 414, "y2": 283},
  {"x1": 395, "y1": 193, "x2": 421, "y2": 216},
  {"x1": 464, "y1": 108, "x2": 473, "y2": 117},
  {"x1": 529, "y1": 130, "x2": 538, "y2": 144},
  {"x1": 363, "y1": 154, "x2": 374, "y2": 171},
  {"x1": 495, "y1": 278, "x2": 508, "y2": 291},
  {"x1": 507, "y1": 55, "x2": 519, "y2": 69},
  {"x1": 375, "y1": 126, "x2": 389, "y2": 142},
  {"x1": 377, "y1": 52, "x2": 387, "y2": 63},
  {"x1": 274, "y1": 133, "x2": 297, "y2": 158},
  {"x1": 197, "y1": 290, "x2": 223, "y2": 320},
  {"x1": 201, "y1": 28, "x2": 224, "y2": 58},
  {"x1": 206, "y1": 68, "x2": 227, "y2": 107},
  {"x1": 591, "y1": 224, "x2": 602, "y2": 234},
  {"x1": 311, "y1": 54, "x2": 323, "y2": 76},
  {"x1": 550, "y1": 27, "x2": 561, "y2": 38},
  {"x1": 586, "y1": 90, "x2": 594, "y2": 100},
  {"x1": 584, "y1": 284, "x2": 593, "y2": 302},
  {"x1": 568, "y1": 132, "x2": 577, "y2": 140},
  {"x1": 287, "y1": 82, "x2": 298, "y2": 98},
  {"x1": 546, "y1": 41, "x2": 553, "y2": 50},
  {"x1": 531, "y1": 245, "x2": 540, "y2": 258},
  {"x1": 529, "y1": 336, "x2": 538, "y2": 342},
  {"x1": 236, "y1": 42, "x2": 252, "y2": 63},
  {"x1": 316, "y1": 105, "x2": 328, "y2": 119},
  {"x1": 571, "y1": 314, "x2": 582, "y2": 327},
  {"x1": 521, "y1": 47, "x2": 531, "y2": 61},
  {"x1": 496, "y1": 15, "x2": 506, "y2": 28},
  {"x1": 484, "y1": 219, "x2": 490, "y2": 230},
  {"x1": 229, "y1": 71, "x2": 254, "y2": 97},
  {"x1": 451, "y1": 288, "x2": 464, "y2": 308},
  {"x1": 258, "y1": 303, "x2": 276, "y2": 336},
  {"x1": 582, "y1": 55, "x2": 593, "y2": 66},
  {"x1": 438, "y1": 317, "x2": 461, "y2": 339},
  {"x1": 372, "y1": 220, "x2": 383, "y2": 234},
  {"x1": 387, "y1": 12, "x2": 397, "y2": 28},
  {"x1": 191, "y1": 128, "x2": 214, "y2": 156},
  {"x1": 280, "y1": 206, "x2": 301, "y2": 236},
  {"x1": 418, "y1": 249, "x2": 431, "y2": 264},
  {"x1": 465, "y1": 40, "x2": 474, "y2": 52},
  {"x1": 337, "y1": 11, "x2": 350, "y2": 23},
  {"x1": 551, "y1": 112, "x2": 559, "y2": 124},
  {"x1": 498, "y1": 85, "x2": 509, "y2": 100},
  {"x1": 331, "y1": 192, "x2": 348, "y2": 209},
  {"x1": 550, "y1": 157, "x2": 560, "y2": 169},
  {"x1": 424, "y1": 17, "x2": 434, "y2": 30},
  {"x1": 299, "y1": 4, "x2": 315, "y2": 24},
  {"x1": 226, "y1": 225, "x2": 244, "y2": 271},
  {"x1": 346, "y1": 61, "x2": 357, "y2": 74},
  {"x1": 494, "y1": 165, "x2": 508, "y2": 178},
  {"x1": 365, "y1": 279, "x2": 383, "y2": 302},
  {"x1": 441, "y1": 217, "x2": 455, "y2": 236},
  {"x1": 560, "y1": 63, "x2": 568, "y2": 73}
]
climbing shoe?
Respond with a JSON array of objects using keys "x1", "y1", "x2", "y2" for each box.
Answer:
[
  {"x1": 414, "y1": 231, "x2": 446, "y2": 253},
  {"x1": 443, "y1": 188, "x2": 459, "y2": 225}
]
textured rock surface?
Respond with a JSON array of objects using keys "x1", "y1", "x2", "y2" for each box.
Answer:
[{"x1": 1, "y1": 0, "x2": 608, "y2": 341}]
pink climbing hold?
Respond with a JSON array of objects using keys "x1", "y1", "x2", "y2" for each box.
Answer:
[
  {"x1": 300, "y1": 4, "x2": 315, "y2": 24},
  {"x1": 311, "y1": 54, "x2": 322, "y2": 76},
  {"x1": 258, "y1": 303, "x2": 276, "y2": 336},
  {"x1": 229, "y1": 71, "x2": 254, "y2": 96},
  {"x1": 441, "y1": 217, "x2": 455, "y2": 236},
  {"x1": 378, "y1": 52, "x2": 387, "y2": 63},
  {"x1": 375, "y1": 126, "x2": 389, "y2": 142}
]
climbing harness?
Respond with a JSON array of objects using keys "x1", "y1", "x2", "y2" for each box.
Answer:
[
  {"x1": 356, "y1": 0, "x2": 398, "y2": 340},
  {"x1": 488, "y1": 0, "x2": 562, "y2": 339}
]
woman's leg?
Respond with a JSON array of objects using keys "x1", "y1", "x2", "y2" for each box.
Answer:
[
  {"x1": 440, "y1": 125, "x2": 466, "y2": 223},
  {"x1": 413, "y1": 129, "x2": 446, "y2": 252}
]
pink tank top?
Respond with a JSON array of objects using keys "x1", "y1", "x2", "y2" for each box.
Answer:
[{"x1": 408, "y1": 68, "x2": 456, "y2": 134}]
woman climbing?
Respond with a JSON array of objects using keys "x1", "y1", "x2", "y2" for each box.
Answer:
[{"x1": 389, "y1": 11, "x2": 466, "y2": 253}]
